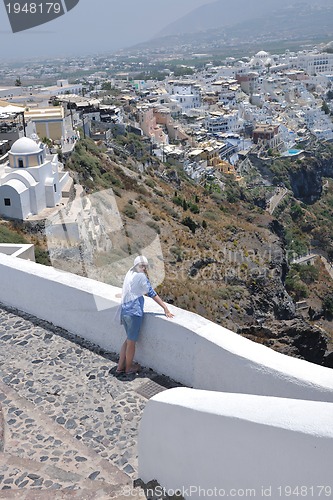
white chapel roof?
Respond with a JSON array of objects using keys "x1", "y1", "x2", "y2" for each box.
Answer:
[
  {"x1": 4, "y1": 170, "x2": 37, "y2": 187},
  {"x1": 3, "y1": 178, "x2": 28, "y2": 194},
  {"x1": 11, "y1": 137, "x2": 42, "y2": 155}
]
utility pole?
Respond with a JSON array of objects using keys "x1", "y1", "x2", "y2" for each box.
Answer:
[
  {"x1": 21, "y1": 111, "x2": 26, "y2": 137},
  {"x1": 82, "y1": 113, "x2": 86, "y2": 139},
  {"x1": 68, "y1": 100, "x2": 74, "y2": 129}
]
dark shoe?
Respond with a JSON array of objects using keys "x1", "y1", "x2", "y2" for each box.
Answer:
[
  {"x1": 125, "y1": 363, "x2": 141, "y2": 375},
  {"x1": 109, "y1": 366, "x2": 125, "y2": 376}
]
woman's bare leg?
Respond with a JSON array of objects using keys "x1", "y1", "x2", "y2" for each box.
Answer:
[{"x1": 117, "y1": 340, "x2": 127, "y2": 372}]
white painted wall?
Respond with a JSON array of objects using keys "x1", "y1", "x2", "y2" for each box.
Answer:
[
  {"x1": 1, "y1": 253, "x2": 333, "y2": 402},
  {"x1": 0, "y1": 253, "x2": 124, "y2": 354},
  {"x1": 0, "y1": 182, "x2": 29, "y2": 219},
  {"x1": 139, "y1": 388, "x2": 333, "y2": 500},
  {"x1": 0, "y1": 244, "x2": 35, "y2": 261},
  {"x1": 138, "y1": 304, "x2": 333, "y2": 402}
]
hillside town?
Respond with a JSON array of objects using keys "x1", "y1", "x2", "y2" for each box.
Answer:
[
  {"x1": 2, "y1": 36, "x2": 333, "y2": 498},
  {"x1": 0, "y1": 43, "x2": 333, "y2": 220}
]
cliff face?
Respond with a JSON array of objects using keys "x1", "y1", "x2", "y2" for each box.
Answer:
[
  {"x1": 238, "y1": 318, "x2": 329, "y2": 365},
  {"x1": 287, "y1": 148, "x2": 333, "y2": 203},
  {"x1": 236, "y1": 145, "x2": 333, "y2": 365},
  {"x1": 321, "y1": 155, "x2": 333, "y2": 178},
  {"x1": 251, "y1": 145, "x2": 333, "y2": 204},
  {"x1": 289, "y1": 157, "x2": 323, "y2": 203}
]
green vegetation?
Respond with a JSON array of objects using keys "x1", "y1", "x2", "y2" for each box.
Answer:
[
  {"x1": 172, "y1": 194, "x2": 200, "y2": 214},
  {"x1": 0, "y1": 224, "x2": 50, "y2": 266},
  {"x1": 285, "y1": 263, "x2": 319, "y2": 301},
  {"x1": 285, "y1": 273, "x2": 308, "y2": 301},
  {"x1": 172, "y1": 66, "x2": 194, "y2": 77},
  {"x1": 172, "y1": 195, "x2": 183, "y2": 207},
  {"x1": 114, "y1": 132, "x2": 151, "y2": 161},
  {"x1": 0, "y1": 225, "x2": 26, "y2": 244},
  {"x1": 224, "y1": 179, "x2": 241, "y2": 204},
  {"x1": 146, "y1": 220, "x2": 161, "y2": 234},
  {"x1": 189, "y1": 203, "x2": 200, "y2": 214},
  {"x1": 181, "y1": 216, "x2": 197, "y2": 234},
  {"x1": 123, "y1": 203, "x2": 137, "y2": 219},
  {"x1": 268, "y1": 159, "x2": 291, "y2": 188},
  {"x1": 67, "y1": 138, "x2": 108, "y2": 191},
  {"x1": 284, "y1": 227, "x2": 309, "y2": 258},
  {"x1": 290, "y1": 202, "x2": 303, "y2": 221},
  {"x1": 323, "y1": 294, "x2": 333, "y2": 318},
  {"x1": 145, "y1": 178, "x2": 155, "y2": 189},
  {"x1": 291, "y1": 263, "x2": 319, "y2": 284},
  {"x1": 34, "y1": 247, "x2": 51, "y2": 266},
  {"x1": 101, "y1": 83, "x2": 121, "y2": 95}
]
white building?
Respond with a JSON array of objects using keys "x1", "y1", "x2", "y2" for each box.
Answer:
[
  {"x1": 205, "y1": 110, "x2": 244, "y2": 134},
  {"x1": 297, "y1": 51, "x2": 333, "y2": 76},
  {"x1": 0, "y1": 136, "x2": 70, "y2": 220},
  {"x1": 0, "y1": 86, "x2": 31, "y2": 100},
  {"x1": 211, "y1": 80, "x2": 241, "y2": 108},
  {"x1": 250, "y1": 50, "x2": 273, "y2": 70},
  {"x1": 235, "y1": 71, "x2": 260, "y2": 95},
  {"x1": 41, "y1": 79, "x2": 83, "y2": 97},
  {"x1": 302, "y1": 106, "x2": 333, "y2": 140},
  {"x1": 167, "y1": 81, "x2": 201, "y2": 112}
]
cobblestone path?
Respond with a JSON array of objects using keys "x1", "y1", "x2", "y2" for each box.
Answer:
[{"x1": 0, "y1": 304, "x2": 180, "y2": 499}]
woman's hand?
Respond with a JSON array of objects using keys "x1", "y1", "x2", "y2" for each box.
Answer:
[
  {"x1": 164, "y1": 306, "x2": 174, "y2": 318},
  {"x1": 153, "y1": 295, "x2": 174, "y2": 317}
]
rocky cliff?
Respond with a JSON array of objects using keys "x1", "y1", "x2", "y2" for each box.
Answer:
[
  {"x1": 238, "y1": 318, "x2": 329, "y2": 365},
  {"x1": 288, "y1": 156, "x2": 323, "y2": 203}
]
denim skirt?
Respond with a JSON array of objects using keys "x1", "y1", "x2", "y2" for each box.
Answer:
[{"x1": 122, "y1": 315, "x2": 143, "y2": 341}]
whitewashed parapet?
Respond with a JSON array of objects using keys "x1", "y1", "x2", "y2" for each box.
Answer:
[
  {"x1": 1, "y1": 253, "x2": 333, "y2": 402},
  {"x1": 0, "y1": 243, "x2": 35, "y2": 261},
  {"x1": 0, "y1": 252, "x2": 124, "y2": 353},
  {"x1": 139, "y1": 388, "x2": 333, "y2": 500}
]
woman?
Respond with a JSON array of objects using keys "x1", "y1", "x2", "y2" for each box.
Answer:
[{"x1": 116, "y1": 255, "x2": 174, "y2": 375}]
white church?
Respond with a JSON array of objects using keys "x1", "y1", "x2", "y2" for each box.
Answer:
[{"x1": 0, "y1": 136, "x2": 70, "y2": 220}]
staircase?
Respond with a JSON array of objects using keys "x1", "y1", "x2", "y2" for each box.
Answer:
[{"x1": 0, "y1": 303, "x2": 164, "y2": 498}]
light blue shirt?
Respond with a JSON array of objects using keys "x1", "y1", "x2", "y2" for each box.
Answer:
[{"x1": 121, "y1": 272, "x2": 157, "y2": 317}]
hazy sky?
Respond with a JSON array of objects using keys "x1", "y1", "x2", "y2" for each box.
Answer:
[{"x1": 0, "y1": 0, "x2": 214, "y2": 61}]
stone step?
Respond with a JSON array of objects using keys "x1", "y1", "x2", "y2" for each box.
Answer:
[
  {"x1": 0, "y1": 380, "x2": 131, "y2": 491},
  {"x1": 0, "y1": 450, "x2": 99, "y2": 490},
  {"x1": 0, "y1": 481, "x2": 139, "y2": 499}
]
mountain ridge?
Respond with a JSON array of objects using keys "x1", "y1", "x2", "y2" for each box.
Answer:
[
  {"x1": 132, "y1": 1, "x2": 333, "y2": 55},
  {"x1": 156, "y1": 0, "x2": 333, "y2": 39}
]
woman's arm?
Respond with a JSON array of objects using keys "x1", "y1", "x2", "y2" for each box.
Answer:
[{"x1": 153, "y1": 295, "x2": 174, "y2": 318}]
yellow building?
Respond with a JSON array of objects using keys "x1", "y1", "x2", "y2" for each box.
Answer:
[
  {"x1": 215, "y1": 159, "x2": 236, "y2": 175},
  {"x1": 24, "y1": 107, "x2": 65, "y2": 142}
]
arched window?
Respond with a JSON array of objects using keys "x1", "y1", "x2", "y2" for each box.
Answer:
[{"x1": 18, "y1": 159, "x2": 24, "y2": 168}]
